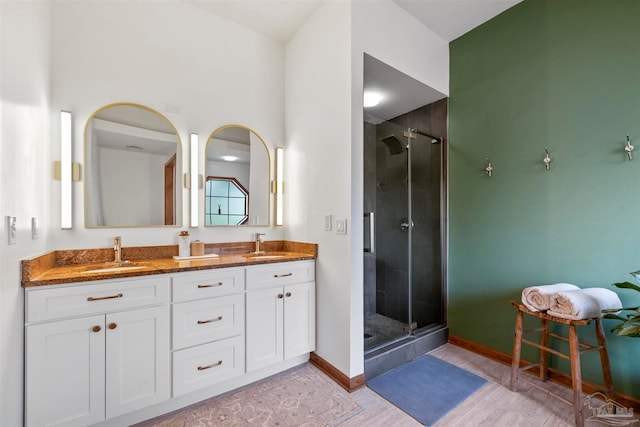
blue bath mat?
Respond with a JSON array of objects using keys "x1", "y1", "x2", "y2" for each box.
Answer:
[{"x1": 367, "y1": 354, "x2": 487, "y2": 425}]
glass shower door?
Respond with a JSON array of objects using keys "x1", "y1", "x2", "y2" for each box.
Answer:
[{"x1": 364, "y1": 120, "x2": 412, "y2": 352}]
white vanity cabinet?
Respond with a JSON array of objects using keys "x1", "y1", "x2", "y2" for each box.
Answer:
[
  {"x1": 245, "y1": 261, "x2": 316, "y2": 372},
  {"x1": 24, "y1": 258, "x2": 316, "y2": 427},
  {"x1": 25, "y1": 277, "x2": 170, "y2": 427}
]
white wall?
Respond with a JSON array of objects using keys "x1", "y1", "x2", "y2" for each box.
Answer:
[
  {"x1": 50, "y1": 0, "x2": 285, "y2": 246},
  {"x1": 0, "y1": 2, "x2": 52, "y2": 426},
  {"x1": 285, "y1": 0, "x2": 449, "y2": 379},
  {"x1": 285, "y1": 1, "x2": 354, "y2": 375}
]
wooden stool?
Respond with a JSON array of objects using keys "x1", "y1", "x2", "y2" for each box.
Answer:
[{"x1": 509, "y1": 301, "x2": 614, "y2": 427}]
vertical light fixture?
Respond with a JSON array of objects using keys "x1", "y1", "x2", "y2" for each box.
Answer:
[
  {"x1": 190, "y1": 133, "x2": 199, "y2": 227},
  {"x1": 275, "y1": 147, "x2": 284, "y2": 226},
  {"x1": 60, "y1": 110, "x2": 73, "y2": 229}
]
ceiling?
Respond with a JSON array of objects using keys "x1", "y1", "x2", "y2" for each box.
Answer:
[
  {"x1": 185, "y1": 0, "x2": 523, "y2": 121},
  {"x1": 363, "y1": 54, "x2": 447, "y2": 122},
  {"x1": 185, "y1": 0, "x2": 522, "y2": 43},
  {"x1": 395, "y1": 0, "x2": 522, "y2": 42}
]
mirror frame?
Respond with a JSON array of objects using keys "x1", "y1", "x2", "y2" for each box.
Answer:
[
  {"x1": 203, "y1": 124, "x2": 271, "y2": 227},
  {"x1": 83, "y1": 102, "x2": 183, "y2": 228}
]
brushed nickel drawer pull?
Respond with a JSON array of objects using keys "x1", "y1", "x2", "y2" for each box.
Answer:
[
  {"x1": 87, "y1": 293, "x2": 123, "y2": 301},
  {"x1": 274, "y1": 273, "x2": 293, "y2": 278},
  {"x1": 197, "y1": 316, "x2": 223, "y2": 324},
  {"x1": 92, "y1": 325, "x2": 101, "y2": 333},
  {"x1": 198, "y1": 282, "x2": 223, "y2": 288},
  {"x1": 197, "y1": 360, "x2": 223, "y2": 370},
  {"x1": 285, "y1": 292, "x2": 292, "y2": 297}
]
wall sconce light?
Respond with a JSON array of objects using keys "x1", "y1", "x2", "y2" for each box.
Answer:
[
  {"x1": 60, "y1": 110, "x2": 73, "y2": 229},
  {"x1": 274, "y1": 147, "x2": 284, "y2": 226},
  {"x1": 543, "y1": 147, "x2": 551, "y2": 170},
  {"x1": 485, "y1": 158, "x2": 493, "y2": 178},
  {"x1": 190, "y1": 133, "x2": 199, "y2": 227},
  {"x1": 625, "y1": 134, "x2": 634, "y2": 161}
]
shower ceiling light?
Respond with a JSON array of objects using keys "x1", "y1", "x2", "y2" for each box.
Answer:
[
  {"x1": 221, "y1": 155, "x2": 238, "y2": 162},
  {"x1": 363, "y1": 91, "x2": 383, "y2": 108}
]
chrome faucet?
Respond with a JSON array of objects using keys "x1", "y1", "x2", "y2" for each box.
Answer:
[
  {"x1": 254, "y1": 233, "x2": 266, "y2": 254},
  {"x1": 114, "y1": 236, "x2": 122, "y2": 263}
]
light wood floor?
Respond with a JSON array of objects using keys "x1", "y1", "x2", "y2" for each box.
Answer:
[
  {"x1": 334, "y1": 343, "x2": 604, "y2": 426},
  {"x1": 143, "y1": 343, "x2": 615, "y2": 426}
]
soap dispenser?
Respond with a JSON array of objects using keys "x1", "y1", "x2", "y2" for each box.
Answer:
[{"x1": 178, "y1": 231, "x2": 191, "y2": 257}]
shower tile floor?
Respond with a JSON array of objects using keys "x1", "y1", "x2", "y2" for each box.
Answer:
[{"x1": 364, "y1": 313, "x2": 407, "y2": 351}]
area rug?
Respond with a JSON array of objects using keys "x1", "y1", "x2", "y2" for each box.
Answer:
[
  {"x1": 135, "y1": 364, "x2": 359, "y2": 426},
  {"x1": 367, "y1": 354, "x2": 487, "y2": 426}
]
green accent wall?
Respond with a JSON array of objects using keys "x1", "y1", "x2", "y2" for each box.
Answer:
[{"x1": 449, "y1": 0, "x2": 640, "y2": 398}]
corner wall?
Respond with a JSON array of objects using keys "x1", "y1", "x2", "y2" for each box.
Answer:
[
  {"x1": 285, "y1": 0, "x2": 449, "y2": 379},
  {"x1": 449, "y1": 0, "x2": 640, "y2": 398},
  {"x1": 0, "y1": 2, "x2": 52, "y2": 425}
]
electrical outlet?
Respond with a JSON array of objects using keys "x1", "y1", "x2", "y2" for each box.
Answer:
[
  {"x1": 324, "y1": 214, "x2": 332, "y2": 231},
  {"x1": 32, "y1": 217, "x2": 39, "y2": 240},
  {"x1": 7, "y1": 216, "x2": 16, "y2": 245},
  {"x1": 336, "y1": 218, "x2": 347, "y2": 235}
]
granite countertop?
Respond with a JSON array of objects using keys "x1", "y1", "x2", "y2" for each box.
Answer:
[{"x1": 22, "y1": 240, "x2": 317, "y2": 287}]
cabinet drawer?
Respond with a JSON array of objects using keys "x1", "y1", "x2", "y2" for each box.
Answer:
[
  {"x1": 172, "y1": 268, "x2": 244, "y2": 302},
  {"x1": 26, "y1": 277, "x2": 170, "y2": 323},
  {"x1": 172, "y1": 294, "x2": 244, "y2": 350},
  {"x1": 245, "y1": 261, "x2": 315, "y2": 290},
  {"x1": 172, "y1": 335, "x2": 244, "y2": 397}
]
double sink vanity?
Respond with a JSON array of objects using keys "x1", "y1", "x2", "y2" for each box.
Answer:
[{"x1": 22, "y1": 240, "x2": 317, "y2": 427}]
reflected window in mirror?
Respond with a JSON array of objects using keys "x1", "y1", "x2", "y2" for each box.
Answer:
[
  {"x1": 205, "y1": 125, "x2": 270, "y2": 226},
  {"x1": 205, "y1": 177, "x2": 248, "y2": 225},
  {"x1": 84, "y1": 103, "x2": 182, "y2": 228}
]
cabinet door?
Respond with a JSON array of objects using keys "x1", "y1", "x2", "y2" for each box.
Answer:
[
  {"x1": 25, "y1": 315, "x2": 105, "y2": 427},
  {"x1": 105, "y1": 306, "x2": 170, "y2": 418},
  {"x1": 284, "y1": 282, "x2": 316, "y2": 359},
  {"x1": 245, "y1": 287, "x2": 283, "y2": 372}
]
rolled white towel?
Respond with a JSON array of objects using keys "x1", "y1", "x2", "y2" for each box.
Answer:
[
  {"x1": 548, "y1": 288, "x2": 622, "y2": 320},
  {"x1": 580, "y1": 288, "x2": 623, "y2": 314},
  {"x1": 521, "y1": 283, "x2": 580, "y2": 311}
]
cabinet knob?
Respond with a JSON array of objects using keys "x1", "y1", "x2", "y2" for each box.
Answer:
[
  {"x1": 285, "y1": 292, "x2": 292, "y2": 297},
  {"x1": 108, "y1": 323, "x2": 117, "y2": 330},
  {"x1": 92, "y1": 325, "x2": 101, "y2": 333},
  {"x1": 277, "y1": 293, "x2": 284, "y2": 299}
]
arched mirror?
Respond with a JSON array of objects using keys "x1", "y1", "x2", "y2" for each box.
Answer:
[
  {"x1": 204, "y1": 125, "x2": 270, "y2": 226},
  {"x1": 84, "y1": 103, "x2": 182, "y2": 227}
]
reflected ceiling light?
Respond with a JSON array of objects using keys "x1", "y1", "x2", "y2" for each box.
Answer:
[
  {"x1": 363, "y1": 91, "x2": 383, "y2": 108},
  {"x1": 221, "y1": 155, "x2": 238, "y2": 162}
]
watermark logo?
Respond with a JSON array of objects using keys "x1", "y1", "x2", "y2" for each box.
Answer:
[{"x1": 584, "y1": 392, "x2": 637, "y2": 426}]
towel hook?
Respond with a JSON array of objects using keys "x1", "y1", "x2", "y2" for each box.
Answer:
[
  {"x1": 625, "y1": 134, "x2": 634, "y2": 161},
  {"x1": 485, "y1": 158, "x2": 493, "y2": 178},
  {"x1": 543, "y1": 148, "x2": 551, "y2": 171}
]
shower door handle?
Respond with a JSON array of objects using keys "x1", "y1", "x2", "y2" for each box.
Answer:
[{"x1": 364, "y1": 212, "x2": 375, "y2": 253}]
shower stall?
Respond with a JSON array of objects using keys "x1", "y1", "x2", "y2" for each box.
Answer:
[{"x1": 363, "y1": 99, "x2": 448, "y2": 378}]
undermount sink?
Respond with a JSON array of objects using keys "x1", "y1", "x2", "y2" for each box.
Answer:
[
  {"x1": 81, "y1": 262, "x2": 148, "y2": 274},
  {"x1": 242, "y1": 253, "x2": 287, "y2": 260}
]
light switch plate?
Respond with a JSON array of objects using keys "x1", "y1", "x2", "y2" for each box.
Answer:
[
  {"x1": 7, "y1": 216, "x2": 16, "y2": 245},
  {"x1": 336, "y1": 218, "x2": 347, "y2": 235},
  {"x1": 324, "y1": 214, "x2": 332, "y2": 231}
]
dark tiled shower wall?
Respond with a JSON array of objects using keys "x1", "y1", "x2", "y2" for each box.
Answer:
[{"x1": 363, "y1": 99, "x2": 447, "y2": 329}]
